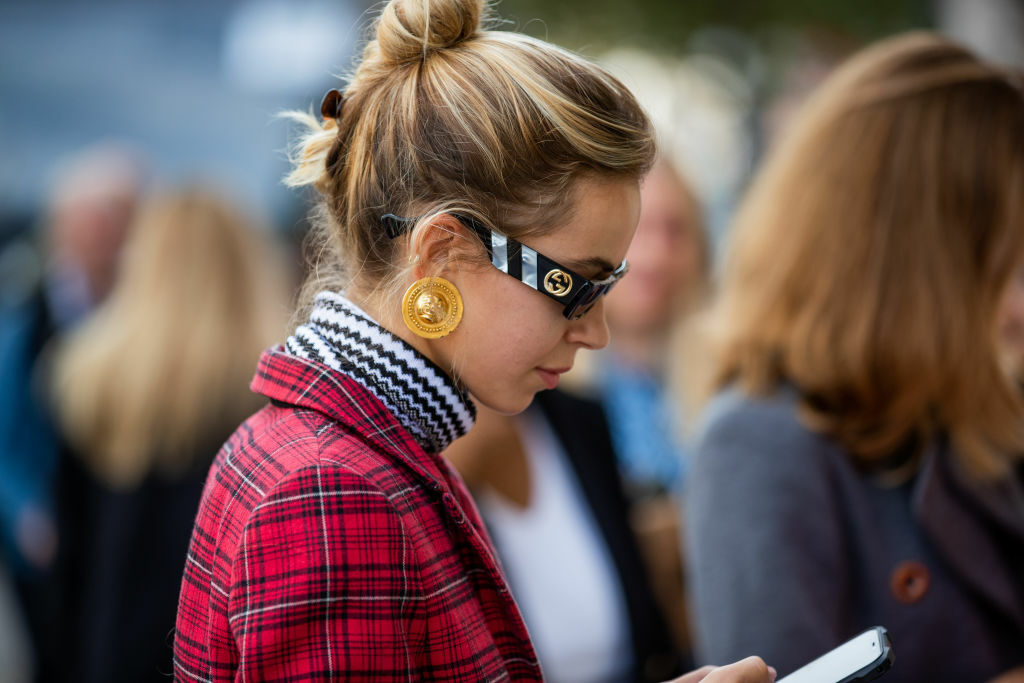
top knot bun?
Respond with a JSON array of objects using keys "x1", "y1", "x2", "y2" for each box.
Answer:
[{"x1": 376, "y1": 0, "x2": 483, "y2": 65}]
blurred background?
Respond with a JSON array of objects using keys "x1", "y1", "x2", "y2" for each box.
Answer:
[{"x1": 1, "y1": 0, "x2": 1022, "y2": 259}]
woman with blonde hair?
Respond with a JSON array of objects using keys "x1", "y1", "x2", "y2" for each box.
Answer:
[
  {"x1": 55, "y1": 189, "x2": 288, "y2": 487},
  {"x1": 41, "y1": 188, "x2": 288, "y2": 683},
  {"x1": 686, "y1": 32, "x2": 1024, "y2": 681},
  {"x1": 602, "y1": 157, "x2": 710, "y2": 496},
  {"x1": 173, "y1": 0, "x2": 774, "y2": 681}
]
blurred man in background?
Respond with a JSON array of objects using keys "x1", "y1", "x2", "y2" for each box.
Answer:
[
  {"x1": 0, "y1": 142, "x2": 146, "y2": 682},
  {"x1": 1, "y1": 141, "x2": 146, "y2": 576}
]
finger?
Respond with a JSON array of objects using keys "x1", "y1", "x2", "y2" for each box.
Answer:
[
  {"x1": 704, "y1": 656, "x2": 776, "y2": 683},
  {"x1": 664, "y1": 665, "x2": 718, "y2": 682},
  {"x1": 988, "y1": 666, "x2": 1024, "y2": 683}
]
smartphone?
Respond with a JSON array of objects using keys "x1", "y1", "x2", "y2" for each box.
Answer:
[{"x1": 777, "y1": 626, "x2": 895, "y2": 683}]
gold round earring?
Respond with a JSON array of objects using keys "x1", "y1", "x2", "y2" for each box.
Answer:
[{"x1": 401, "y1": 277, "x2": 464, "y2": 339}]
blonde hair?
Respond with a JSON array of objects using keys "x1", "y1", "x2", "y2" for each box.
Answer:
[
  {"x1": 711, "y1": 32, "x2": 1024, "y2": 479},
  {"x1": 53, "y1": 189, "x2": 290, "y2": 488},
  {"x1": 654, "y1": 156, "x2": 711, "y2": 312},
  {"x1": 283, "y1": 0, "x2": 655, "y2": 318}
]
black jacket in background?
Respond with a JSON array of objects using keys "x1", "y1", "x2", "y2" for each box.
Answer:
[
  {"x1": 530, "y1": 388, "x2": 690, "y2": 682},
  {"x1": 21, "y1": 440, "x2": 215, "y2": 683}
]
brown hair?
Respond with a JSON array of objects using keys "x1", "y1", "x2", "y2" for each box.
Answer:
[
  {"x1": 283, "y1": 0, "x2": 655, "y2": 318},
  {"x1": 710, "y1": 32, "x2": 1024, "y2": 479},
  {"x1": 53, "y1": 189, "x2": 290, "y2": 488}
]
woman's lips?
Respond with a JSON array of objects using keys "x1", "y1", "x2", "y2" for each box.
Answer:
[{"x1": 536, "y1": 367, "x2": 570, "y2": 390}]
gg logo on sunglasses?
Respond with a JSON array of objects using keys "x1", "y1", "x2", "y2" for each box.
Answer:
[
  {"x1": 543, "y1": 269, "x2": 574, "y2": 297},
  {"x1": 381, "y1": 212, "x2": 626, "y2": 319}
]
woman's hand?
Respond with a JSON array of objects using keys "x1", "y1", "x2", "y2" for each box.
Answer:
[
  {"x1": 988, "y1": 666, "x2": 1024, "y2": 683},
  {"x1": 668, "y1": 657, "x2": 777, "y2": 683}
]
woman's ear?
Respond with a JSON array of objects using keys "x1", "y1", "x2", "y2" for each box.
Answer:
[{"x1": 409, "y1": 213, "x2": 479, "y2": 279}]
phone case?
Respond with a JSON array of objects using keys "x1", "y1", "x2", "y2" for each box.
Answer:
[
  {"x1": 838, "y1": 627, "x2": 894, "y2": 683},
  {"x1": 778, "y1": 626, "x2": 896, "y2": 683}
]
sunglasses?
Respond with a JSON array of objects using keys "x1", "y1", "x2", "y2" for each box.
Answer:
[{"x1": 382, "y1": 213, "x2": 629, "y2": 320}]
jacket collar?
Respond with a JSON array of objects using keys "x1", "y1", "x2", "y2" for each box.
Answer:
[
  {"x1": 250, "y1": 347, "x2": 509, "y2": 566},
  {"x1": 251, "y1": 346, "x2": 453, "y2": 492}
]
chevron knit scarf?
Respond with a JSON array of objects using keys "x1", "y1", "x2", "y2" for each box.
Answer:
[{"x1": 285, "y1": 291, "x2": 476, "y2": 453}]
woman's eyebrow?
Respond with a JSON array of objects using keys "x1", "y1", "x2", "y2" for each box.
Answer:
[{"x1": 564, "y1": 255, "x2": 616, "y2": 278}]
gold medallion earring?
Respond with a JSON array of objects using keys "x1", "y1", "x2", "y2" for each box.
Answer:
[{"x1": 401, "y1": 277, "x2": 464, "y2": 339}]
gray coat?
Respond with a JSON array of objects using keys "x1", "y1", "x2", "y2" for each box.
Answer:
[{"x1": 686, "y1": 387, "x2": 1024, "y2": 682}]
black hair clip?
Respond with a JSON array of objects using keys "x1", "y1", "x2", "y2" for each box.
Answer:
[{"x1": 320, "y1": 89, "x2": 345, "y2": 120}]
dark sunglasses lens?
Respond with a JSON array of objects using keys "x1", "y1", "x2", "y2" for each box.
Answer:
[{"x1": 567, "y1": 284, "x2": 607, "y2": 319}]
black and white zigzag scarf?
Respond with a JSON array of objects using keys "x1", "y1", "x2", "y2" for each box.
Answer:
[{"x1": 285, "y1": 291, "x2": 476, "y2": 453}]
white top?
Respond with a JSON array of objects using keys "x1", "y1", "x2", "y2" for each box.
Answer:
[{"x1": 478, "y1": 408, "x2": 633, "y2": 683}]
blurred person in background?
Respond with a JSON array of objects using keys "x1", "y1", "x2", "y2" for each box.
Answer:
[
  {"x1": 0, "y1": 142, "x2": 146, "y2": 578},
  {"x1": 686, "y1": 32, "x2": 1024, "y2": 681},
  {"x1": 25, "y1": 188, "x2": 289, "y2": 683},
  {"x1": 571, "y1": 156, "x2": 709, "y2": 655},
  {"x1": 446, "y1": 390, "x2": 687, "y2": 683},
  {"x1": 601, "y1": 158, "x2": 709, "y2": 501},
  {"x1": 0, "y1": 143, "x2": 146, "y2": 683}
]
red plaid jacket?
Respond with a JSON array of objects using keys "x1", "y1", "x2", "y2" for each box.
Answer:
[{"x1": 174, "y1": 348, "x2": 542, "y2": 681}]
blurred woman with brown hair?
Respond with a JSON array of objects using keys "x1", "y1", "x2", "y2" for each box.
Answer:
[
  {"x1": 686, "y1": 33, "x2": 1024, "y2": 681},
  {"x1": 34, "y1": 188, "x2": 288, "y2": 683}
]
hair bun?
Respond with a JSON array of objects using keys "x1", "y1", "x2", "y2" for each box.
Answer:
[{"x1": 376, "y1": 0, "x2": 483, "y2": 65}]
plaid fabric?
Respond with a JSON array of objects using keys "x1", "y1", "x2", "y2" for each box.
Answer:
[{"x1": 174, "y1": 348, "x2": 541, "y2": 682}]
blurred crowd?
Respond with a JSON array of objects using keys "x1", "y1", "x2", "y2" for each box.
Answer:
[
  {"x1": 1, "y1": 3, "x2": 1024, "y2": 683},
  {"x1": 0, "y1": 146, "x2": 293, "y2": 681}
]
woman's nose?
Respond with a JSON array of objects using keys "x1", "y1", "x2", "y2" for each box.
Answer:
[{"x1": 565, "y1": 299, "x2": 611, "y2": 350}]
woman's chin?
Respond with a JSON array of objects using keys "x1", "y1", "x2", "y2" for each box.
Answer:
[{"x1": 470, "y1": 390, "x2": 536, "y2": 417}]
